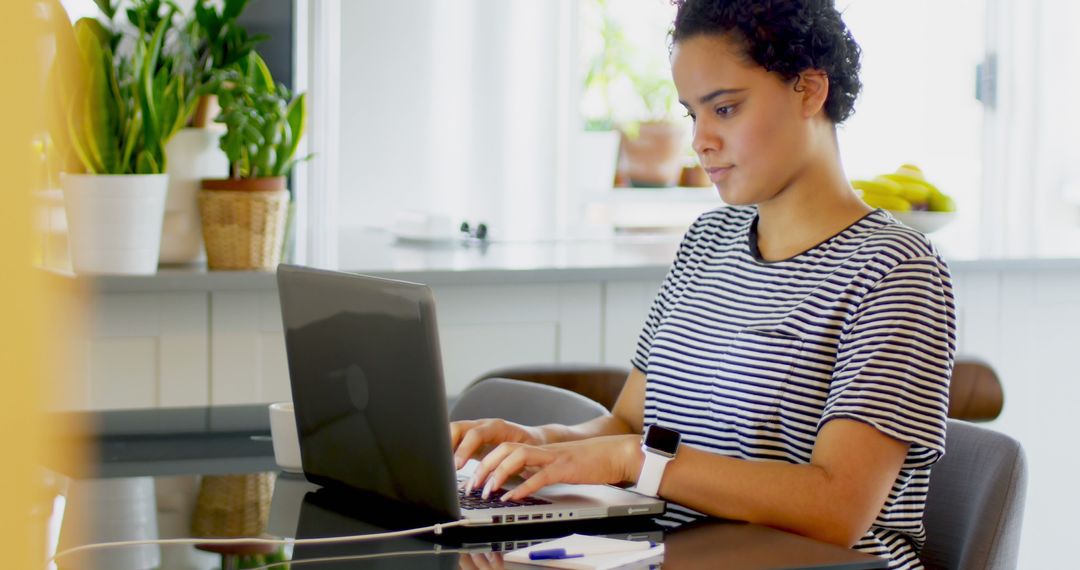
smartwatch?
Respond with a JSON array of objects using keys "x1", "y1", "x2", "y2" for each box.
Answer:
[{"x1": 632, "y1": 424, "x2": 681, "y2": 497}]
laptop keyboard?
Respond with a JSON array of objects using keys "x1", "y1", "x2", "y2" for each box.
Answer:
[{"x1": 458, "y1": 486, "x2": 552, "y2": 510}]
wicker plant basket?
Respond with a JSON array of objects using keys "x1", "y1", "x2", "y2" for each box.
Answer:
[
  {"x1": 191, "y1": 473, "x2": 275, "y2": 539},
  {"x1": 198, "y1": 177, "x2": 288, "y2": 270}
]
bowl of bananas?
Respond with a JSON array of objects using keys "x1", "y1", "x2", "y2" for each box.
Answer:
[{"x1": 852, "y1": 164, "x2": 957, "y2": 234}]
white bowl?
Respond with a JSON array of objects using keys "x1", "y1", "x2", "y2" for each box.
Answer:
[{"x1": 890, "y1": 210, "x2": 957, "y2": 234}]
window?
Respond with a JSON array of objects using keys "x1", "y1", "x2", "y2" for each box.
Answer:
[
  {"x1": 837, "y1": 0, "x2": 985, "y2": 255},
  {"x1": 572, "y1": 0, "x2": 989, "y2": 243},
  {"x1": 980, "y1": 0, "x2": 1080, "y2": 257}
]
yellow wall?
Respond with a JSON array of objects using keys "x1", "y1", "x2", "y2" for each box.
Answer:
[{"x1": 0, "y1": 1, "x2": 81, "y2": 566}]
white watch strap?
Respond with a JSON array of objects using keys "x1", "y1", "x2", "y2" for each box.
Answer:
[{"x1": 634, "y1": 449, "x2": 672, "y2": 497}]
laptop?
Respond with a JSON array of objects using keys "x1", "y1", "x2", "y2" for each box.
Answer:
[{"x1": 276, "y1": 264, "x2": 666, "y2": 527}]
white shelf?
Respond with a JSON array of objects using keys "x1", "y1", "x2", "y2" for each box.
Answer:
[{"x1": 585, "y1": 186, "x2": 722, "y2": 204}]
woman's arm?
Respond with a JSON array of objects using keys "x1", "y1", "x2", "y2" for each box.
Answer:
[
  {"x1": 484, "y1": 416, "x2": 907, "y2": 548},
  {"x1": 450, "y1": 368, "x2": 646, "y2": 468},
  {"x1": 543, "y1": 367, "x2": 647, "y2": 443},
  {"x1": 657, "y1": 418, "x2": 908, "y2": 548}
]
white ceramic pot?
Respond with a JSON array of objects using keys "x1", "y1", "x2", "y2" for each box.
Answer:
[
  {"x1": 161, "y1": 128, "x2": 229, "y2": 263},
  {"x1": 56, "y1": 477, "x2": 161, "y2": 570},
  {"x1": 62, "y1": 173, "x2": 169, "y2": 275},
  {"x1": 575, "y1": 130, "x2": 621, "y2": 190}
]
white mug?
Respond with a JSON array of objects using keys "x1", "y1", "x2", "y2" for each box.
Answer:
[{"x1": 269, "y1": 402, "x2": 303, "y2": 473}]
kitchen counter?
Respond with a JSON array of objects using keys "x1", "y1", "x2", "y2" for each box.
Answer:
[{"x1": 46, "y1": 228, "x2": 1080, "y2": 292}]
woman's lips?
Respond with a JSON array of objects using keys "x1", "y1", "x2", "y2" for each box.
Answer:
[{"x1": 705, "y1": 165, "x2": 734, "y2": 183}]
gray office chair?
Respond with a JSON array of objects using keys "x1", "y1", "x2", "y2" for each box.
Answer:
[
  {"x1": 922, "y1": 420, "x2": 1028, "y2": 570},
  {"x1": 449, "y1": 377, "x2": 609, "y2": 425}
]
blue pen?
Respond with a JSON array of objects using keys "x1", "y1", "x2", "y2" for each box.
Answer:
[
  {"x1": 529, "y1": 542, "x2": 656, "y2": 560},
  {"x1": 529, "y1": 548, "x2": 584, "y2": 560}
]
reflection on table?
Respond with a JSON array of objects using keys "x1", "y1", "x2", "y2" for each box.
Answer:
[{"x1": 45, "y1": 405, "x2": 887, "y2": 570}]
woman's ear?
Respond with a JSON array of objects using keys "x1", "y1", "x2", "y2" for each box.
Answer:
[{"x1": 794, "y1": 71, "x2": 830, "y2": 119}]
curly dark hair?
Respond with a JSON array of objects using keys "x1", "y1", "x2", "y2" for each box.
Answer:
[{"x1": 671, "y1": 0, "x2": 862, "y2": 124}]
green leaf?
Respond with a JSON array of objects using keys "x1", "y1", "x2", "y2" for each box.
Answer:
[
  {"x1": 66, "y1": 95, "x2": 100, "y2": 174},
  {"x1": 247, "y1": 52, "x2": 275, "y2": 93},
  {"x1": 135, "y1": 149, "x2": 160, "y2": 174},
  {"x1": 45, "y1": 0, "x2": 88, "y2": 173},
  {"x1": 121, "y1": 113, "x2": 142, "y2": 171},
  {"x1": 136, "y1": 19, "x2": 168, "y2": 163},
  {"x1": 75, "y1": 18, "x2": 120, "y2": 173},
  {"x1": 222, "y1": 0, "x2": 251, "y2": 22},
  {"x1": 92, "y1": 0, "x2": 116, "y2": 20},
  {"x1": 274, "y1": 93, "x2": 306, "y2": 176}
]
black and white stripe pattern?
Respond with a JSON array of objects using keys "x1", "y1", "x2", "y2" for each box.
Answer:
[{"x1": 632, "y1": 206, "x2": 956, "y2": 570}]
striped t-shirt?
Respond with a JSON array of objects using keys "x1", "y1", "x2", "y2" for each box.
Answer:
[{"x1": 632, "y1": 206, "x2": 956, "y2": 570}]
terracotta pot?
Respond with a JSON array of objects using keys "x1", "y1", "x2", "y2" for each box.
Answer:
[
  {"x1": 191, "y1": 95, "x2": 221, "y2": 128},
  {"x1": 201, "y1": 177, "x2": 287, "y2": 192},
  {"x1": 619, "y1": 121, "x2": 687, "y2": 187},
  {"x1": 680, "y1": 164, "x2": 711, "y2": 187}
]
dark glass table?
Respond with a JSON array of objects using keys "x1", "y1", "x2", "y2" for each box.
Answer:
[{"x1": 45, "y1": 405, "x2": 888, "y2": 569}]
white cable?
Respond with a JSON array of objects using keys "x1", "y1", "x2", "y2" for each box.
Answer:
[
  {"x1": 245, "y1": 547, "x2": 474, "y2": 570},
  {"x1": 46, "y1": 517, "x2": 491, "y2": 568}
]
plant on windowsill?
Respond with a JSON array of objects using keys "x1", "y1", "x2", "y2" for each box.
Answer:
[
  {"x1": 617, "y1": 76, "x2": 685, "y2": 188},
  {"x1": 185, "y1": 0, "x2": 268, "y2": 127},
  {"x1": 159, "y1": 0, "x2": 266, "y2": 265},
  {"x1": 580, "y1": 0, "x2": 686, "y2": 188},
  {"x1": 196, "y1": 52, "x2": 309, "y2": 270},
  {"x1": 48, "y1": 0, "x2": 196, "y2": 275}
]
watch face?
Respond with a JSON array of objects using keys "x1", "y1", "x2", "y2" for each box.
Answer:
[{"x1": 645, "y1": 425, "x2": 681, "y2": 454}]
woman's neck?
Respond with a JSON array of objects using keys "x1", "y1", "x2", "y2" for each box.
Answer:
[{"x1": 753, "y1": 145, "x2": 870, "y2": 262}]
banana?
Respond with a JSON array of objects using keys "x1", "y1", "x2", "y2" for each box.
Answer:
[
  {"x1": 852, "y1": 178, "x2": 901, "y2": 196},
  {"x1": 862, "y1": 193, "x2": 912, "y2": 212},
  {"x1": 896, "y1": 164, "x2": 924, "y2": 180}
]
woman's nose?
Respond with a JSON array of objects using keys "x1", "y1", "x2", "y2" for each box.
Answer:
[{"x1": 691, "y1": 122, "x2": 722, "y2": 156}]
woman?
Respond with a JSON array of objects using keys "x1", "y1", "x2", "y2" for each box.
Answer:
[{"x1": 452, "y1": 1, "x2": 955, "y2": 568}]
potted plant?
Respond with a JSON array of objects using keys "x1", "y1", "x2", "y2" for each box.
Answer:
[
  {"x1": 160, "y1": 0, "x2": 265, "y2": 264},
  {"x1": 186, "y1": 0, "x2": 267, "y2": 128},
  {"x1": 197, "y1": 52, "x2": 307, "y2": 270},
  {"x1": 579, "y1": 0, "x2": 687, "y2": 188},
  {"x1": 617, "y1": 76, "x2": 686, "y2": 188},
  {"x1": 50, "y1": 0, "x2": 194, "y2": 275},
  {"x1": 576, "y1": 0, "x2": 627, "y2": 191}
]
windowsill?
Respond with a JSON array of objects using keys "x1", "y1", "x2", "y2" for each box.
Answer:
[{"x1": 40, "y1": 225, "x2": 1080, "y2": 293}]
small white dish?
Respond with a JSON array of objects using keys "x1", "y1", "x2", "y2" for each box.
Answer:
[{"x1": 890, "y1": 210, "x2": 957, "y2": 234}]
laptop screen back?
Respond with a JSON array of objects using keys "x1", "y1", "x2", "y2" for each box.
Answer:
[{"x1": 276, "y1": 265, "x2": 461, "y2": 520}]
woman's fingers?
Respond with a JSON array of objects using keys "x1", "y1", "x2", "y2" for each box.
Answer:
[
  {"x1": 450, "y1": 420, "x2": 481, "y2": 450},
  {"x1": 454, "y1": 427, "x2": 490, "y2": 470},
  {"x1": 501, "y1": 466, "x2": 561, "y2": 502},
  {"x1": 484, "y1": 445, "x2": 547, "y2": 498},
  {"x1": 469, "y1": 442, "x2": 525, "y2": 496}
]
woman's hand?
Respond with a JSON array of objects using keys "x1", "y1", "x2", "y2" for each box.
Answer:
[
  {"x1": 450, "y1": 419, "x2": 545, "y2": 470},
  {"x1": 467, "y1": 434, "x2": 643, "y2": 502}
]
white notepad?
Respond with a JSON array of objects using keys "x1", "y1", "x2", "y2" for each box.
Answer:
[{"x1": 503, "y1": 534, "x2": 664, "y2": 570}]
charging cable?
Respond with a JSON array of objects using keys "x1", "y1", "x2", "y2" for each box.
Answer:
[
  {"x1": 247, "y1": 547, "x2": 477, "y2": 570},
  {"x1": 47, "y1": 517, "x2": 493, "y2": 568}
]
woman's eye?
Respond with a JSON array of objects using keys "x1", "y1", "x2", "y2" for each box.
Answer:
[{"x1": 716, "y1": 105, "x2": 736, "y2": 117}]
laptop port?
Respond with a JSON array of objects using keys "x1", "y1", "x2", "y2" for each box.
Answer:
[
  {"x1": 545, "y1": 513, "x2": 553, "y2": 519},
  {"x1": 531, "y1": 514, "x2": 543, "y2": 520},
  {"x1": 491, "y1": 515, "x2": 502, "y2": 524},
  {"x1": 505, "y1": 515, "x2": 515, "y2": 523}
]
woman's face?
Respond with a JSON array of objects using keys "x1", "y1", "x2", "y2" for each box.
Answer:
[{"x1": 671, "y1": 34, "x2": 816, "y2": 206}]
